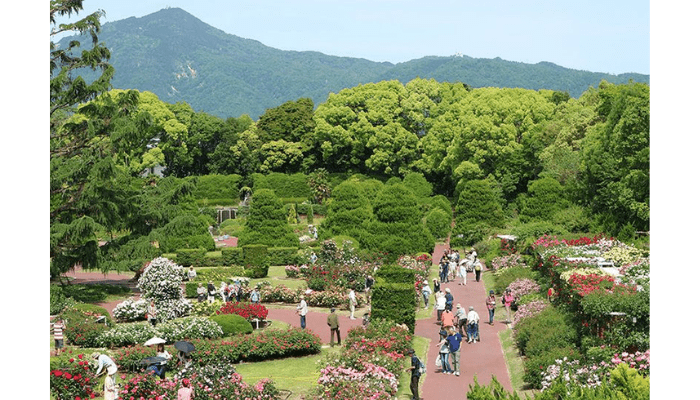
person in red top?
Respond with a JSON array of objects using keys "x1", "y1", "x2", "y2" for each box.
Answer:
[
  {"x1": 177, "y1": 378, "x2": 194, "y2": 400},
  {"x1": 441, "y1": 308, "x2": 454, "y2": 330},
  {"x1": 52, "y1": 317, "x2": 66, "y2": 356},
  {"x1": 502, "y1": 288, "x2": 516, "y2": 324}
]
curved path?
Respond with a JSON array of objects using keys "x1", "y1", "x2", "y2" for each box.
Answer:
[{"x1": 58, "y1": 245, "x2": 513, "y2": 399}]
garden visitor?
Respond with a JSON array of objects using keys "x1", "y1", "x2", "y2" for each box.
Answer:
[
  {"x1": 449, "y1": 258, "x2": 457, "y2": 281},
  {"x1": 435, "y1": 329, "x2": 452, "y2": 374},
  {"x1": 502, "y1": 288, "x2": 516, "y2": 324},
  {"x1": 250, "y1": 287, "x2": 260, "y2": 304},
  {"x1": 446, "y1": 326, "x2": 463, "y2": 376},
  {"x1": 296, "y1": 295, "x2": 308, "y2": 329},
  {"x1": 177, "y1": 378, "x2": 194, "y2": 400},
  {"x1": 348, "y1": 288, "x2": 357, "y2": 319},
  {"x1": 466, "y1": 306, "x2": 480, "y2": 343},
  {"x1": 235, "y1": 280, "x2": 242, "y2": 302},
  {"x1": 310, "y1": 251, "x2": 318, "y2": 264},
  {"x1": 435, "y1": 291, "x2": 446, "y2": 323},
  {"x1": 92, "y1": 352, "x2": 118, "y2": 400},
  {"x1": 51, "y1": 317, "x2": 66, "y2": 356},
  {"x1": 207, "y1": 282, "x2": 216, "y2": 303},
  {"x1": 149, "y1": 343, "x2": 172, "y2": 379},
  {"x1": 458, "y1": 259, "x2": 467, "y2": 285},
  {"x1": 226, "y1": 282, "x2": 235, "y2": 302},
  {"x1": 196, "y1": 283, "x2": 206, "y2": 303},
  {"x1": 444, "y1": 287, "x2": 454, "y2": 312},
  {"x1": 441, "y1": 308, "x2": 454, "y2": 330},
  {"x1": 454, "y1": 304, "x2": 468, "y2": 337},
  {"x1": 439, "y1": 259, "x2": 449, "y2": 283},
  {"x1": 474, "y1": 258, "x2": 482, "y2": 282},
  {"x1": 187, "y1": 266, "x2": 197, "y2": 281},
  {"x1": 432, "y1": 278, "x2": 441, "y2": 299},
  {"x1": 177, "y1": 350, "x2": 192, "y2": 368},
  {"x1": 405, "y1": 349, "x2": 423, "y2": 400},
  {"x1": 220, "y1": 282, "x2": 228, "y2": 302},
  {"x1": 147, "y1": 300, "x2": 157, "y2": 327},
  {"x1": 365, "y1": 274, "x2": 374, "y2": 301},
  {"x1": 485, "y1": 290, "x2": 497, "y2": 325},
  {"x1": 421, "y1": 280, "x2": 432, "y2": 309},
  {"x1": 327, "y1": 307, "x2": 341, "y2": 346}
]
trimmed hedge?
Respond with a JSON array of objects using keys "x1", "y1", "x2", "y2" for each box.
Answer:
[
  {"x1": 370, "y1": 266, "x2": 416, "y2": 333},
  {"x1": 221, "y1": 247, "x2": 243, "y2": 265},
  {"x1": 242, "y1": 244, "x2": 269, "y2": 278},
  {"x1": 175, "y1": 248, "x2": 208, "y2": 267},
  {"x1": 209, "y1": 313, "x2": 254, "y2": 336},
  {"x1": 267, "y1": 247, "x2": 300, "y2": 266}
]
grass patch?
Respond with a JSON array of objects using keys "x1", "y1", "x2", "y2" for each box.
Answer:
[
  {"x1": 499, "y1": 328, "x2": 535, "y2": 398},
  {"x1": 395, "y1": 335, "x2": 430, "y2": 400},
  {"x1": 235, "y1": 346, "x2": 341, "y2": 400},
  {"x1": 249, "y1": 265, "x2": 308, "y2": 290},
  {"x1": 52, "y1": 283, "x2": 133, "y2": 303}
]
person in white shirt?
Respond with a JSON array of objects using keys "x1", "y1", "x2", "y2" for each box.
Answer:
[
  {"x1": 348, "y1": 289, "x2": 357, "y2": 319},
  {"x1": 296, "y1": 295, "x2": 308, "y2": 328},
  {"x1": 421, "y1": 280, "x2": 432, "y2": 309},
  {"x1": 92, "y1": 353, "x2": 118, "y2": 400},
  {"x1": 196, "y1": 283, "x2": 206, "y2": 303},
  {"x1": 187, "y1": 267, "x2": 197, "y2": 281},
  {"x1": 466, "y1": 306, "x2": 480, "y2": 343},
  {"x1": 436, "y1": 291, "x2": 446, "y2": 323}
]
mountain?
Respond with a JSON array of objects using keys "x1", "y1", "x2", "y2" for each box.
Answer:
[{"x1": 57, "y1": 7, "x2": 649, "y2": 119}]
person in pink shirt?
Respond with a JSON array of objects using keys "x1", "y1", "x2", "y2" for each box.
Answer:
[
  {"x1": 502, "y1": 288, "x2": 516, "y2": 324},
  {"x1": 178, "y1": 378, "x2": 194, "y2": 400}
]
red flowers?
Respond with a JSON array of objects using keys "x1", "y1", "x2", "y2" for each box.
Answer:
[{"x1": 216, "y1": 301, "x2": 269, "y2": 320}]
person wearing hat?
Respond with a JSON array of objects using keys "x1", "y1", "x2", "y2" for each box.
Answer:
[
  {"x1": 92, "y1": 352, "x2": 118, "y2": 400},
  {"x1": 454, "y1": 304, "x2": 468, "y2": 337},
  {"x1": 404, "y1": 349, "x2": 423, "y2": 400},
  {"x1": 502, "y1": 288, "x2": 516, "y2": 324},
  {"x1": 326, "y1": 307, "x2": 341, "y2": 346},
  {"x1": 296, "y1": 295, "x2": 308, "y2": 329},
  {"x1": 486, "y1": 290, "x2": 497, "y2": 325},
  {"x1": 420, "y1": 280, "x2": 432, "y2": 309},
  {"x1": 466, "y1": 306, "x2": 480, "y2": 343},
  {"x1": 444, "y1": 287, "x2": 454, "y2": 312}
]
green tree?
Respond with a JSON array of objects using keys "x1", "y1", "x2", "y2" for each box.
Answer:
[
  {"x1": 237, "y1": 189, "x2": 298, "y2": 247},
  {"x1": 578, "y1": 81, "x2": 650, "y2": 234},
  {"x1": 50, "y1": 1, "x2": 141, "y2": 276},
  {"x1": 518, "y1": 177, "x2": 571, "y2": 223},
  {"x1": 453, "y1": 179, "x2": 504, "y2": 246}
]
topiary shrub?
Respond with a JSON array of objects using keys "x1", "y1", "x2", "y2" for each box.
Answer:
[
  {"x1": 238, "y1": 189, "x2": 299, "y2": 247},
  {"x1": 370, "y1": 279, "x2": 416, "y2": 333},
  {"x1": 210, "y1": 313, "x2": 254, "y2": 336},
  {"x1": 242, "y1": 244, "x2": 269, "y2": 278},
  {"x1": 425, "y1": 207, "x2": 451, "y2": 239}
]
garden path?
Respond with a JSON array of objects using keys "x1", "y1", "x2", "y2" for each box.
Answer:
[{"x1": 414, "y1": 242, "x2": 513, "y2": 400}]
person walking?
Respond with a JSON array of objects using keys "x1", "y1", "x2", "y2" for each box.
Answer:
[
  {"x1": 364, "y1": 275, "x2": 374, "y2": 301},
  {"x1": 435, "y1": 329, "x2": 453, "y2": 374},
  {"x1": 502, "y1": 288, "x2": 516, "y2": 324},
  {"x1": 441, "y1": 308, "x2": 454, "y2": 330},
  {"x1": 405, "y1": 349, "x2": 424, "y2": 400},
  {"x1": 92, "y1": 352, "x2": 118, "y2": 400},
  {"x1": 432, "y1": 278, "x2": 441, "y2": 299},
  {"x1": 458, "y1": 259, "x2": 468, "y2": 285},
  {"x1": 446, "y1": 326, "x2": 463, "y2": 376},
  {"x1": 444, "y1": 288, "x2": 454, "y2": 312},
  {"x1": 486, "y1": 290, "x2": 497, "y2": 325},
  {"x1": 466, "y1": 306, "x2": 480, "y2": 343},
  {"x1": 348, "y1": 288, "x2": 357, "y2": 319},
  {"x1": 207, "y1": 282, "x2": 216, "y2": 303},
  {"x1": 296, "y1": 295, "x2": 308, "y2": 329},
  {"x1": 147, "y1": 300, "x2": 157, "y2": 327},
  {"x1": 435, "y1": 291, "x2": 446, "y2": 323},
  {"x1": 327, "y1": 307, "x2": 341, "y2": 346},
  {"x1": 52, "y1": 317, "x2": 66, "y2": 356},
  {"x1": 474, "y1": 258, "x2": 482, "y2": 282},
  {"x1": 454, "y1": 304, "x2": 468, "y2": 337},
  {"x1": 421, "y1": 280, "x2": 432, "y2": 309}
]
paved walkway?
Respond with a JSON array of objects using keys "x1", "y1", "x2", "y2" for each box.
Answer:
[{"x1": 416, "y1": 242, "x2": 512, "y2": 399}]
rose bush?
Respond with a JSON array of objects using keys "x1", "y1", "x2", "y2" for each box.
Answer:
[
  {"x1": 137, "y1": 257, "x2": 193, "y2": 320},
  {"x1": 50, "y1": 355, "x2": 97, "y2": 400},
  {"x1": 216, "y1": 301, "x2": 269, "y2": 320},
  {"x1": 112, "y1": 298, "x2": 148, "y2": 322}
]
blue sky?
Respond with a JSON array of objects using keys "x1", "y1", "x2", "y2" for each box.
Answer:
[{"x1": 53, "y1": 0, "x2": 650, "y2": 75}]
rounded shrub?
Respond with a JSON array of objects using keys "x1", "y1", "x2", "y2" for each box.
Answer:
[{"x1": 210, "y1": 314, "x2": 254, "y2": 336}]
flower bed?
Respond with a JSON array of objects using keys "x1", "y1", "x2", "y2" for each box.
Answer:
[
  {"x1": 97, "y1": 317, "x2": 224, "y2": 348},
  {"x1": 50, "y1": 354, "x2": 97, "y2": 400},
  {"x1": 216, "y1": 301, "x2": 269, "y2": 320}
]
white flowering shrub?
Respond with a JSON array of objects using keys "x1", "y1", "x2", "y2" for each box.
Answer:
[
  {"x1": 155, "y1": 316, "x2": 223, "y2": 342},
  {"x1": 97, "y1": 317, "x2": 223, "y2": 348},
  {"x1": 113, "y1": 299, "x2": 148, "y2": 322},
  {"x1": 138, "y1": 257, "x2": 191, "y2": 320},
  {"x1": 97, "y1": 321, "x2": 158, "y2": 348}
]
